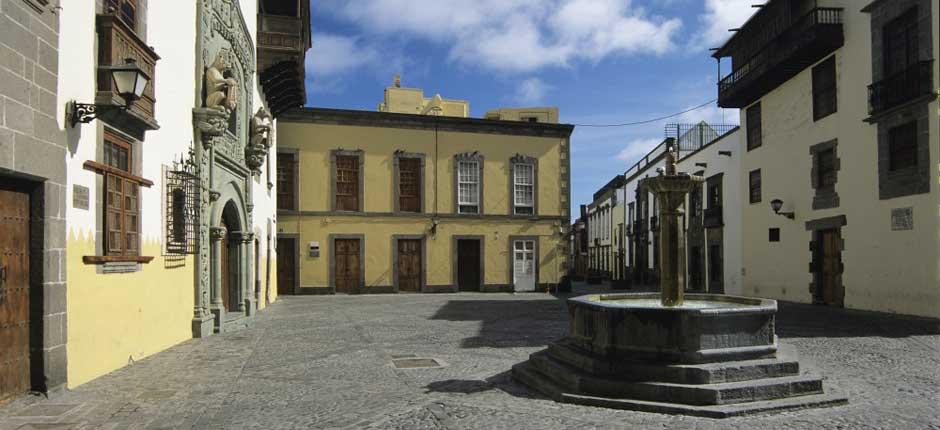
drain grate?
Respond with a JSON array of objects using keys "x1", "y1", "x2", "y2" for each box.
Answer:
[{"x1": 392, "y1": 358, "x2": 442, "y2": 369}]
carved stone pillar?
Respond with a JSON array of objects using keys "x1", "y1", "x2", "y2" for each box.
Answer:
[
  {"x1": 242, "y1": 232, "x2": 256, "y2": 316},
  {"x1": 210, "y1": 226, "x2": 226, "y2": 312}
]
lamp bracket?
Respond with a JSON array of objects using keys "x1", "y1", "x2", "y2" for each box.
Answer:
[{"x1": 67, "y1": 101, "x2": 127, "y2": 128}]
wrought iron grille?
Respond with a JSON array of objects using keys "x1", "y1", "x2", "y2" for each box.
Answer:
[
  {"x1": 664, "y1": 123, "x2": 738, "y2": 152},
  {"x1": 165, "y1": 147, "x2": 200, "y2": 255}
]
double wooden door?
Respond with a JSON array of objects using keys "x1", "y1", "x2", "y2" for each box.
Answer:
[
  {"x1": 0, "y1": 189, "x2": 31, "y2": 404},
  {"x1": 276, "y1": 238, "x2": 296, "y2": 295},
  {"x1": 816, "y1": 229, "x2": 843, "y2": 307},
  {"x1": 335, "y1": 239, "x2": 361, "y2": 294},
  {"x1": 397, "y1": 239, "x2": 422, "y2": 293}
]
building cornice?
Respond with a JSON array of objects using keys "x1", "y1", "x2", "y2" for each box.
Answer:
[{"x1": 279, "y1": 107, "x2": 575, "y2": 138}]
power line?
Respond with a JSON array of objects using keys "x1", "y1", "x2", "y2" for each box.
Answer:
[{"x1": 572, "y1": 99, "x2": 719, "y2": 127}]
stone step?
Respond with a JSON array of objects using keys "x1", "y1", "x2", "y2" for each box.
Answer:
[
  {"x1": 560, "y1": 391, "x2": 848, "y2": 419},
  {"x1": 510, "y1": 361, "x2": 565, "y2": 401},
  {"x1": 528, "y1": 352, "x2": 823, "y2": 406},
  {"x1": 547, "y1": 341, "x2": 800, "y2": 385}
]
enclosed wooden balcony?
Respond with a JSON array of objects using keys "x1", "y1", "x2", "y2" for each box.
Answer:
[
  {"x1": 258, "y1": 0, "x2": 311, "y2": 117},
  {"x1": 95, "y1": 13, "x2": 160, "y2": 131},
  {"x1": 868, "y1": 60, "x2": 935, "y2": 116},
  {"x1": 715, "y1": 7, "x2": 844, "y2": 108}
]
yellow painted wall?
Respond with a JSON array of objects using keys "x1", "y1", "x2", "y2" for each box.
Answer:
[
  {"x1": 66, "y1": 230, "x2": 195, "y2": 388},
  {"x1": 279, "y1": 123, "x2": 566, "y2": 217},
  {"x1": 279, "y1": 216, "x2": 564, "y2": 287}
]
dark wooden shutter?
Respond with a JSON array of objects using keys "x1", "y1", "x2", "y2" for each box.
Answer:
[
  {"x1": 883, "y1": 8, "x2": 919, "y2": 77},
  {"x1": 749, "y1": 169, "x2": 761, "y2": 204},
  {"x1": 888, "y1": 122, "x2": 917, "y2": 171},
  {"x1": 336, "y1": 155, "x2": 359, "y2": 211},
  {"x1": 812, "y1": 56, "x2": 837, "y2": 120},
  {"x1": 398, "y1": 158, "x2": 421, "y2": 212},
  {"x1": 277, "y1": 152, "x2": 295, "y2": 210},
  {"x1": 746, "y1": 103, "x2": 762, "y2": 150}
]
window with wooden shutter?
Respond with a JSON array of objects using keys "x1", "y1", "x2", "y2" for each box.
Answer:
[
  {"x1": 817, "y1": 148, "x2": 837, "y2": 189},
  {"x1": 335, "y1": 155, "x2": 360, "y2": 211},
  {"x1": 107, "y1": 0, "x2": 137, "y2": 31},
  {"x1": 746, "y1": 103, "x2": 762, "y2": 150},
  {"x1": 749, "y1": 169, "x2": 761, "y2": 204},
  {"x1": 883, "y1": 8, "x2": 919, "y2": 77},
  {"x1": 103, "y1": 135, "x2": 140, "y2": 256},
  {"x1": 812, "y1": 56, "x2": 837, "y2": 121},
  {"x1": 398, "y1": 157, "x2": 421, "y2": 213},
  {"x1": 889, "y1": 122, "x2": 917, "y2": 171},
  {"x1": 457, "y1": 160, "x2": 480, "y2": 214},
  {"x1": 513, "y1": 163, "x2": 534, "y2": 215},
  {"x1": 277, "y1": 152, "x2": 296, "y2": 210}
]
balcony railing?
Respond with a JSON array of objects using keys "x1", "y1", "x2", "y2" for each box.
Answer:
[
  {"x1": 717, "y1": 8, "x2": 844, "y2": 108},
  {"x1": 703, "y1": 206, "x2": 723, "y2": 228},
  {"x1": 868, "y1": 60, "x2": 934, "y2": 115},
  {"x1": 96, "y1": 14, "x2": 159, "y2": 126}
]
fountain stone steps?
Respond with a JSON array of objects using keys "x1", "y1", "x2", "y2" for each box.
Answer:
[
  {"x1": 547, "y1": 340, "x2": 801, "y2": 385},
  {"x1": 524, "y1": 351, "x2": 823, "y2": 406}
]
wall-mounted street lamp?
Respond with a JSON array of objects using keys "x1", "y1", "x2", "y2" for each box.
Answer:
[
  {"x1": 770, "y1": 198, "x2": 795, "y2": 219},
  {"x1": 66, "y1": 59, "x2": 150, "y2": 128}
]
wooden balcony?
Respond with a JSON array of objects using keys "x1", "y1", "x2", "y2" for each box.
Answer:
[
  {"x1": 257, "y1": 11, "x2": 311, "y2": 117},
  {"x1": 95, "y1": 14, "x2": 160, "y2": 131},
  {"x1": 868, "y1": 60, "x2": 935, "y2": 116},
  {"x1": 716, "y1": 8, "x2": 844, "y2": 108}
]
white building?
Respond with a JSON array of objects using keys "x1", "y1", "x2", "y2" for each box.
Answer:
[{"x1": 715, "y1": 0, "x2": 939, "y2": 317}]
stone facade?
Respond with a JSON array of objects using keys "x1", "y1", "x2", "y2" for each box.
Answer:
[{"x1": 0, "y1": 0, "x2": 67, "y2": 393}]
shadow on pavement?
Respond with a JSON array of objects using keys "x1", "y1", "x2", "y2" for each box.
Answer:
[
  {"x1": 429, "y1": 299, "x2": 567, "y2": 348},
  {"x1": 424, "y1": 371, "x2": 544, "y2": 399},
  {"x1": 776, "y1": 301, "x2": 940, "y2": 339}
]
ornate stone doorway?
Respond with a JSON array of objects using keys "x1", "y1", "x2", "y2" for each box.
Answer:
[{"x1": 221, "y1": 202, "x2": 241, "y2": 312}]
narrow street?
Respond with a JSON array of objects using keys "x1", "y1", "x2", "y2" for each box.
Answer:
[{"x1": 1, "y1": 284, "x2": 938, "y2": 429}]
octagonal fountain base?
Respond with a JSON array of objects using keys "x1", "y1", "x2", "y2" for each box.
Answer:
[{"x1": 512, "y1": 293, "x2": 847, "y2": 418}]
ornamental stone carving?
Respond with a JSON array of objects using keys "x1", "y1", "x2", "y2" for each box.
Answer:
[
  {"x1": 246, "y1": 107, "x2": 272, "y2": 173},
  {"x1": 210, "y1": 226, "x2": 227, "y2": 241},
  {"x1": 205, "y1": 50, "x2": 239, "y2": 113},
  {"x1": 193, "y1": 107, "x2": 230, "y2": 148}
]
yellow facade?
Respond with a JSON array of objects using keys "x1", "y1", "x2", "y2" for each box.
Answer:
[
  {"x1": 484, "y1": 107, "x2": 560, "y2": 124},
  {"x1": 377, "y1": 76, "x2": 470, "y2": 117},
  {"x1": 277, "y1": 108, "x2": 573, "y2": 292}
]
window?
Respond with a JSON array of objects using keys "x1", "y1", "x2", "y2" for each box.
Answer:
[
  {"x1": 513, "y1": 163, "x2": 534, "y2": 215},
  {"x1": 746, "y1": 103, "x2": 762, "y2": 150},
  {"x1": 276, "y1": 152, "x2": 296, "y2": 210},
  {"x1": 457, "y1": 160, "x2": 480, "y2": 214},
  {"x1": 103, "y1": 134, "x2": 139, "y2": 256},
  {"x1": 769, "y1": 228, "x2": 780, "y2": 242},
  {"x1": 749, "y1": 169, "x2": 761, "y2": 204},
  {"x1": 812, "y1": 56, "x2": 837, "y2": 120},
  {"x1": 335, "y1": 155, "x2": 360, "y2": 211},
  {"x1": 817, "y1": 148, "x2": 837, "y2": 189},
  {"x1": 883, "y1": 8, "x2": 919, "y2": 77},
  {"x1": 398, "y1": 157, "x2": 422, "y2": 213},
  {"x1": 521, "y1": 116, "x2": 538, "y2": 123},
  {"x1": 889, "y1": 122, "x2": 918, "y2": 171},
  {"x1": 707, "y1": 183, "x2": 721, "y2": 209},
  {"x1": 107, "y1": 0, "x2": 137, "y2": 30}
]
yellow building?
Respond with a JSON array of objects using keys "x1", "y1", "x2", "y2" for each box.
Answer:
[
  {"x1": 377, "y1": 75, "x2": 470, "y2": 117},
  {"x1": 275, "y1": 106, "x2": 574, "y2": 294}
]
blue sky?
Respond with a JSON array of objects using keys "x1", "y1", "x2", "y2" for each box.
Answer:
[{"x1": 304, "y1": 0, "x2": 755, "y2": 216}]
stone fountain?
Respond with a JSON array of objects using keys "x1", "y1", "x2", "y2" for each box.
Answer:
[{"x1": 512, "y1": 140, "x2": 847, "y2": 418}]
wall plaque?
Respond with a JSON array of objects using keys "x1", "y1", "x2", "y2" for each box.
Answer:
[
  {"x1": 73, "y1": 184, "x2": 89, "y2": 210},
  {"x1": 891, "y1": 207, "x2": 913, "y2": 231}
]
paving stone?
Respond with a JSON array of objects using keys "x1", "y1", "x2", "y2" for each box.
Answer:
[{"x1": 0, "y1": 282, "x2": 937, "y2": 429}]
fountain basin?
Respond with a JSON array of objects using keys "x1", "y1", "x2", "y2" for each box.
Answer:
[{"x1": 566, "y1": 293, "x2": 777, "y2": 364}]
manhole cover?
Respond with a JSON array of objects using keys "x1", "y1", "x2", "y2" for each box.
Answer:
[
  {"x1": 392, "y1": 358, "x2": 442, "y2": 369},
  {"x1": 13, "y1": 404, "x2": 79, "y2": 417}
]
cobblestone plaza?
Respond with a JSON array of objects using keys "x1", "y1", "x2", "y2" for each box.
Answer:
[{"x1": 1, "y1": 284, "x2": 938, "y2": 429}]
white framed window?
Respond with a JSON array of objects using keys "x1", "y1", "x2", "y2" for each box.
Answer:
[
  {"x1": 513, "y1": 163, "x2": 534, "y2": 215},
  {"x1": 457, "y1": 160, "x2": 480, "y2": 213}
]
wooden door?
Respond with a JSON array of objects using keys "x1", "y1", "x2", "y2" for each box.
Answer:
[
  {"x1": 0, "y1": 189, "x2": 31, "y2": 404},
  {"x1": 221, "y1": 232, "x2": 230, "y2": 310},
  {"x1": 335, "y1": 239, "x2": 360, "y2": 294},
  {"x1": 276, "y1": 238, "x2": 295, "y2": 295},
  {"x1": 457, "y1": 240, "x2": 481, "y2": 292},
  {"x1": 818, "y1": 229, "x2": 843, "y2": 307},
  {"x1": 397, "y1": 239, "x2": 422, "y2": 293},
  {"x1": 708, "y1": 243, "x2": 724, "y2": 294}
]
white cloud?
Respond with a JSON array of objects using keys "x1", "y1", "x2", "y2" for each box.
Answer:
[
  {"x1": 321, "y1": 0, "x2": 682, "y2": 73},
  {"x1": 692, "y1": 0, "x2": 756, "y2": 52},
  {"x1": 306, "y1": 33, "x2": 379, "y2": 77},
  {"x1": 513, "y1": 77, "x2": 553, "y2": 105},
  {"x1": 616, "y1": 137, "x2": 663, "y2": 163}
]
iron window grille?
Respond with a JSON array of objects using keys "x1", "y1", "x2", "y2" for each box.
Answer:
[{"x1": 165, "y1": 147, "x2": 200, "y2": 255}]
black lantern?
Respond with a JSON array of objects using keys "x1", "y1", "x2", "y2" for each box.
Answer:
[
  {"x1": 770, "y1": 198, "x2": 795, "y2": 219},
  {"x1": 67, "y1": 58, "x2": 150, "y2": 128}
]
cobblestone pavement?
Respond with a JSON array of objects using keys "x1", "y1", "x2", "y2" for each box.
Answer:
[{"x1": 2, "y1": 283, "x2": 939, "y2": 429}]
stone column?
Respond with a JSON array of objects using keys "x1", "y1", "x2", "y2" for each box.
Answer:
[
  {"x1": 210, "y1": 226, "x2": 226, "y2": 310},
  {"x1": 657, "y1": 192, "x2": 686, "y2": 307},
  {"x1": 243, "y1": 233, "x2": 256, "y2": 316}
]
